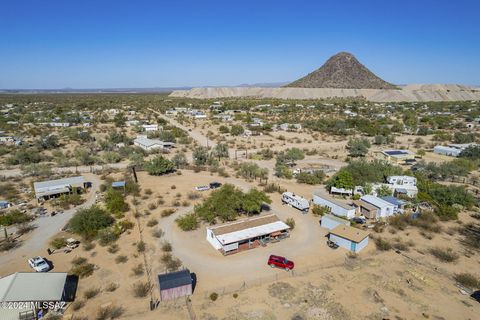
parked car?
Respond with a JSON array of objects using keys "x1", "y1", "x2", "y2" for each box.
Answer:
[
  {"x1": 209, "y1": 182, "x2": 222, "y2": 189},
  {"x1": 471, "y1": 291, "x2": 480, "y2": 303},
  {"x1": 195, "y1": 185, "x2": 210, "y2": 191},
  {"x1": 66, "y1": 238, "x2": 80, "y2": 249},
  {"x1": 268, "y1": 255, "x2": 294, "y2": 271},
  {"x1": 28, "y1": 256, "x2": 50, "y2": 272},
  {"x1": 351, "y1": 217, "x2": 366, "y2": 224}
]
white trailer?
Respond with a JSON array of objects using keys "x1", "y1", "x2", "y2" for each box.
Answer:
[
  {"x1": 281, "y1": 192, "x2": 309, "y2": 213},
  {"x1": 312, "y1": 192, "x2": 356, "y2": 219}
]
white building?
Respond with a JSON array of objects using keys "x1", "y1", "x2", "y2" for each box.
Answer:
[
  {"x1": 133, "y1": 136, "x2": 174, "y2": 151},
  {"x1": 386, "y1": 175, "x2": 418, "y2": 198},
  {"x1": 328, "y1": 225, "x2": 369, "y2": 253},
  {"x1": 142, "y1": 124, "x2": 160, "y2": 132},
  {"x1": 433, "y1": 143, "x2": 477, "y2": 157},
  {"x1": 206, "y1": 214, "x2": 290, "y2": 255},
  {"x1": 126, "y1": 120, "x2": 140, "y2": 126},
  {"x1": 312, "y1": 192, "x2": 356, "y2": 219},
  {"x1": 33, "y1": 176, "x2": 86, "y2": 200},
  {"x1": 48, "y1": 122, "x2": 70, "y2": 127},
  {"x1": 360, "y1": 195, "x2": 395, "y2": 218}
]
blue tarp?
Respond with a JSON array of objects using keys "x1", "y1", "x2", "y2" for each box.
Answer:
[{"x1": 112, "y1": 181, "x2": 126, "y2": 188}]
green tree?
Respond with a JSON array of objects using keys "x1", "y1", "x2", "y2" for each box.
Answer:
[
  {"x1": 241, "y1": 188, "x2": 272, "y2": 214},
  {"x1": 172, "y1": 152, "x2": 188, "y2": 168},
  {"x1": 68, "y1": 206, "x2": 114, "y2": 239},
  {"x1": 113, "y1": 112, "x2": 127, "y2": 127},
  {"x1": 347, "y1": 138, "x2": 371, "y2": 157},
  {"x1": 296, "y1": 171, "x2": 325, "y2": 185},
  {"x1": 145, "y1": 156, "x2": 175, "y2": 175},
  {"x1": 376, "y1": 185, "x2": 392, "y2": 197},
  {"x1": 104, "y1": 189, "x2": 129, "y2": 216},
  {"x1": 212, "y1": 143, "x2": 229, "y2": 159},
  {"x1": 328, "y1": 170, "x2": 355, "y2": 190},
  {"x1": 230, "y1": 125, "x2": 244, "y2": 136},
  {"x1": 219, "y1": 125, "x2": 229, "y2": 134},
  {"x1": 193, "y1": 146, "x2": 209, "y2": 166},
  {"x1": 38, "y1": 134, "x2": 59, "y2": 149}
]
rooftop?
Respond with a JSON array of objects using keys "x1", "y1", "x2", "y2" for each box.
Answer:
[
  {"x1": 330, "y1": 225, "x2": 369, "y2": 243},
  {"x1": 361, "y1": 195, "x2": 394, "y2": 209},
  {"x1": 0, "y1": 272, "x2": 67, "y2": 302},
  {"x1": 158, "y1": 269, "x2": 192, "y2": 291},
  {"x1": 313, "y1": 191, "x2": 354, "y2": 210}
]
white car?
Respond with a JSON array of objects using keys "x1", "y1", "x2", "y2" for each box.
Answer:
[
  {"x1": 28, "y1": 256, "x2": 50, "y2": 272},
  {"x1": 195, "y1": 185, "x2": 210, "y2": 191}
]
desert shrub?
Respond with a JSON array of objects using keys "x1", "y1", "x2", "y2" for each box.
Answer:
[
  {"x1": 460, "y1": 223, "x2": 480, "y2": 250},
  {"x1": 50, "y1": 237, "x2": 67, "y2": 249},
  {"x1": 147, "y1": 203, "x2": 157, "y2": 210},
  {"x1": 171, "y1": 185, "x2": 176, "y2": 189},
  {"x1": 454, "y1": 273, "x2": 480, "y2": 289},
  {"x1": 105, "y1": 282, "x2": 119, "y2": 292},
  {"x1": 161, "y1": 208, "x2": 176, "y2": 217},
  {"x1": 83, "y1": 241, "x2": 96, "y2": 251},
  {"x1": 71, "y1": 300, "x2": 85, "y2": 311},
  {"x1": 233, "y1": 293, "x2": 238, "y2": 299},
  {"x1": 115, "y1": 255, "x2": 128, "y2": 263},
  {"x1": 132, "y1": 282, "x2": 151, "y2": 298},
  {"x1": 296, "y1": 171, "x2": 325, "y2": 185},
  {"x1": 162, "y1": 241, "x2": 172, "y2": 252},
  {"x1": 144, "y1": 188, "x2": 153, "y2": 195},
  {"x1": 136, "y1": 241, "x2": 146, "y2": 252},
  {"x1": 107, "y1": 244, "x2": 119, "y2": 254},
  {"x1": 161, "y1": 253, "x2": 173, "y2": 264},
  {"x1": 210, "y1": 292, "x2": 218, "y2": 301},
  {"x1": 69, "y1": 206, "x2": 114, "y2": 239},
  {"x1": 132, "y1": 263, "x2": 144, "y2": 276},
  {"x1": 0, "y1": 241, "x2": 19, "y2": 252},
  {"x1": 182, "y1": 200, "x2": 190, "y2": 207},
  {"x1": 146, "y1": 219, "x2": 158, "y2": 227},
  {"x1": 16, "y1": 223, "x2": 36, "y2": 235},
  {"x1": 84, "y1": 287, "x2": 100, "y2": 299},
  {"x1": 429, "y1": 247, "x2": 459, "y2": 262},
  {"x1": 118, "y1": 219, "x2": 134, "y2": 230},
  {"x1": 176, "y1": 213, "x2": 199, "y2": 231},
  {"x1": 166, "y1": 257, "x2": 182, "y2": 271},
  {"x1": 96, "y1": 305, "x2": 124, "y2": 320},
  {"x1": 374, "y1": 237, "x2": 392, "y2": 251},
  {"x1": 187, "y1": 192, "x2": 201, "y2": 200},
  {"x1": 97, "y1": 228, "x2": 119, "y2": 246},
  {"x1": 285, "y1": 218, "x2": 295, "y2": 230},
  {"x1": 70, "y1": 262, "x2": 95, "y2": 278},
  {"x1": 311, "y1": 205, "x2": 329, "y2": 216},
  {"x1": 0, "y1": 210, "x2": 31, "y2": 226},
  {"x1": 262, "y1": 183, "x2": 286, "y2": 194},
  {"x1": 151, "y1": 228, "x2": 164, "y2": 238}
]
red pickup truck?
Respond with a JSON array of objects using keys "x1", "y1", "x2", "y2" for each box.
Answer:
[{"x1": 268, "y1": 255, "x2": 294, "y2": 271}]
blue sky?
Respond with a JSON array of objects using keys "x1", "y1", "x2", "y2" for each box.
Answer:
[{"x1": 0, "y1": 0, "x2": 479, "y2": 89}]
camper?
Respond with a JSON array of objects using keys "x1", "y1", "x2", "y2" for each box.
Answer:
[{"x1": 281, "y1": 192, "x2": 309, "y2": 213}]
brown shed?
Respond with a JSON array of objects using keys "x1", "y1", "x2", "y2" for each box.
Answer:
[{"x1": 157, "y1": 269, "x2": 193, "y2": 301}]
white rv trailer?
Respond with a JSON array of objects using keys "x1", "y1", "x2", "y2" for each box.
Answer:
[{"x1": 281, "y1": 192, "x2": 309, "y2": 213}]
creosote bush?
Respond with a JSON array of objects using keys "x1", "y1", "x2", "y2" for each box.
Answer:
[{"x1": 429, "y1": 247, "x2": 459, "y2": 262}]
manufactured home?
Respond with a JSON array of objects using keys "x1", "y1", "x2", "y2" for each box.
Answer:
[
  {"x1": 282, "y1": 192, "x2": 309, "y2": 212},
  {"x1": 328, "y1": 225, "x2": 369, "y2": 253},
  {"x1": 206, "y1": 214, "x2": 290, "y2": 255},
  {"x1": 312, "y1": 191, "x2": 356, "y2": 218},
  {"x1": 33, "y1": 176, "x2": 87, "y2": 201},
  {"x1": 360, "y1": 195, "x2": 395, "y2": 218}
]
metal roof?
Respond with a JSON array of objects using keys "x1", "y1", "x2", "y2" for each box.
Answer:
[
  {"x1": 158, "y1": 269, "x2": 192, "y2": 291},
  {"x1": 214, "y1": 220, "x2": 290, "y2": 245},
  {"x1": 313, "y1": 191, "x2": 355, "y2": 210},
  {"x1": 361, "y1": 195, "x2": 395, "y2": 209},
  {"x1": 329, "y1": 225, "x2": 369, "y2": 243},
  {"x1": 0, "y1": 272, "x2": 67, "y2": 302},
  {"x1": 381, "y1": 196, "x2": 406, "y2": 206},
  {"x1": 33, "y1": 176, "x2": 85, "y2": 198}
]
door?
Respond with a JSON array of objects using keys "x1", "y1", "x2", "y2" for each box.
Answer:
[{"x1": 350, "y1": 242, "x2": 356, "y2": 252}]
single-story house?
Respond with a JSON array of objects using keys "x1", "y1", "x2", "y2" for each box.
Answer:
[
  {"x1": 380, "y1": 149, "x2": 416, "y2": 164},
  {"x1": 381, "y1": 196, "x2": 407, "y2": 213},
  {"x1": 433, "y1": 143, "x2": 476, "y2": 157},
  {"x1": 328, "y1": 225, "x2": 369, "y2": 253},
  {"x1": 33, "y1": 176, "x2": 86, "y2": 200},
  {"x1": 133, "y1": 136, "x2": 175, "y2": 151},
  {"x1": 157, "y1": 269, "x2": 193, "y2": 301},
  {"x1": 312, "y1": 192, "x2": 356, "y2": 219},
  {"x1": 352, "y1": 200, "x2": 378, "y2": 219},
  {"x1": 206, "y1": 214, "x2": 290, "y2": 255},
  {"x1": 330, "y1": 186, "x2": 353, "y2": 196},
  {"x1": 320, "y1": 214, "x2": 351, "y2": 230},
  {"x1": 360, "y1": 195, "x2": 395, "y2": 218},
  {"x1": 0, "y1": 201, "x2": 12, "y2": 209},
  {"x1": 386, "y1": 175, "x2": 418, "y2": 198},
  {"x1": 0, "y1": 272, "x2": 69, "y2": 320}
]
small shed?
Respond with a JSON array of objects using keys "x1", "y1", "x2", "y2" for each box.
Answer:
[
  {"x1": 111, "y1": 181, "x2": 126, "y2": 189},
  {"x1": 329, "y1": 225, "x2": 369, "y2": 253},
  {"x1": 157, "y1": 269, "x2": 193, "y2": 301},
  {"x1": 320, "y1": 214, "x2": 351, "y2": 230}
]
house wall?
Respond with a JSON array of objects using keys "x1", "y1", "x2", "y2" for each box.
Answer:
[
  {"x1": 354, "y1": 237, "x2": 369, "y2": 253},
  {"x1": 329, "y1": 234, "x2": 369, "y2": 253},
  {"x1": 313, "y1": 195, "x2": 355, "y2": 218},
  {"x1": 206, "y1": 229, "x2": 223, "y2": 250},
  {"x1": 160, "y1": 284, "x2": 192, "y2": 301},
  {"x1": 329, "y1": 234, "x2": 354, "y2": 251}
]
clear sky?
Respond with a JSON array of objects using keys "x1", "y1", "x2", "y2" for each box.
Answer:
[{"x1": 1, "y1": 0, "x2": 479, "y2": 89}]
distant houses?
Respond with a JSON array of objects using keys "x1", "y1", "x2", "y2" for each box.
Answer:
[
  {"x1": 133, "y1": 136, "x2": 175, "y2": 151},
  {"x1": 433, "y1": 143, "x2": 477, "y2": 157},
  {"x1": 379, "y1": 149, "x2": 416, "y2": 165}
]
